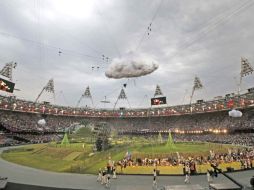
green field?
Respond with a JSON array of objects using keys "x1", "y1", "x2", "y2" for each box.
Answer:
[
  {"x1": 0, "y1": 128, "x2": 247, "y2": 175},
  {"x1": 1, "y1": 138, "x2": 245, "y2": 175}
]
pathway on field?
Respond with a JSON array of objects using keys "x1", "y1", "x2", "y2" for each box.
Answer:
[{"x1": 0, "y1": 147, "x2": 253, "y2": 190}]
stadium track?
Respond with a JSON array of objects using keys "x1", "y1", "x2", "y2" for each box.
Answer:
[{"x1": 0, "y1": 146, "x2": 253, "y2": 190}]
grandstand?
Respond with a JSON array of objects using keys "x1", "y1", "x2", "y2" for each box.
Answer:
[{"x1": 0, "y1": 90, "x2": 254, "y2": 145}]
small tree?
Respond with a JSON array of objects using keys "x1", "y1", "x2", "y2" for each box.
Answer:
[
  {"x1": 61, "y1": 133, "x2": 70, "y2": 146},
  {"x1": 158, "y1": 132, "x2": 163, "y2": 144},
  {"x1": 166, "y1": 131, "x2": 175, "y2": 148},
  {"x1": 96, "y1": 137, "x2": 103, "y2": 151}
]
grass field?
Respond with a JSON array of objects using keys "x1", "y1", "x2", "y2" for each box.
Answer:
[{"x1": 1, "y1": 138, "x2": 248, "y2": 175}]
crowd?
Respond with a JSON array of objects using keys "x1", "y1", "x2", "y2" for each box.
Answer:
[
  {"x1": 14, "y1": 134, "x2": 60, "y2": 144},
  {"x1": 117, "y1": 147, "x2": 254, "y2": 173},
  {"x1": 0, "y1": 110, "x2": 80, "y2": 133},
  {"x1": 114, "y1": 108, "x2": 254, "y2": 132},
  {"x1": 0, "y1": 109, "x2": 80, "y2": 144},
  {"x1": 173, "y1": 133, "x2": 254, "y2": 146},
  {"x1": 0, "y1": 90, "x2": 254, "y2": 118},
  {"x1": 0, "y1": 95, "x2": 253, "y2": 148}
]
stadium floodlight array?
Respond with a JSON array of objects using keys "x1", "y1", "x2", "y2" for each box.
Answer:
[
  {"x1": 190, "y1": 76, "x2": 203, "y2": 106},
  {"x1": 35, "y1": 78, "x2": 55, "y2": 103},
  {"x1": 113, "y1": 88, "x2": 131, "y2": 110},
  {"x1": 0, "y1": 61, "x2": 17, "y2": 81},
  {"x1": 76, "y1": 86, "x2": 94, "y2": 108},
  {"x1": 0, "y1": 62, "x2": 17, "y2": 93},
  {"x1": 151, "y1": 85, "x2": 167, "y2": 106},
  {"x1": 238, "y1": 57, "x2": 254, "y2": 94},
  {"x1": 154, "y1": 85, "x2": 163, "y2": 97}
]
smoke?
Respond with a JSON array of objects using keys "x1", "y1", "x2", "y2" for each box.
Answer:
[
  {"x1": 38, "y1": 119, "x2": 46, "y2": 126},
  {"x1": 228, "y1": 109, "x2": 242, "y2": 117},
  {"x1": 105, "y1": 53, "x2": 159, "y2": 79}
]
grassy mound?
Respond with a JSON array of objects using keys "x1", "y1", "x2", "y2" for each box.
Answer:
[{"x1": 68, "y1": 127, "x2": 94, "y2": 143}]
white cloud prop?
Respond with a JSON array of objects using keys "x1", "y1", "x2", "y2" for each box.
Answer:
[
  {"x1": 38, "y1": 119, "x2": 46, "y2": 126},
  {"x1": 228, "y1": 109, "x2": 242, "y2": 118},
  {"x1": 105, "y1": 54, "x2": 159, "y2": 79}
]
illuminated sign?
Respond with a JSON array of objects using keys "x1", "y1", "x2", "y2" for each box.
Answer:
[{"x1": 0, "y1": 77, "x2": 15, "y2": 93}]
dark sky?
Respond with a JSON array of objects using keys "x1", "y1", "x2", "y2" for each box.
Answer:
[{"x1": 0, "y1": 0, "x2": 254, "y2": 108}]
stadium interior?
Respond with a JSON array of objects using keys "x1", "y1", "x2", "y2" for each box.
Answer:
[{"x1": 1, "y1": 0, "x2": 254, "y2": 190}]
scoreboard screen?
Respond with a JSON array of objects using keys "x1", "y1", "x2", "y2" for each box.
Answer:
[
  {"x1": 0, "y1": 77, "x2": 15, "y2": 93},
  {"x1": 151, "y1": 97, "x2": 167, "y2": 105}
]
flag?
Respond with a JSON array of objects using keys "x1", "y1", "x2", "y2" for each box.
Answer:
[
  {"x1": 154, "y1": 85, "x2": 163, "y2": 97},
  {"x1": 241, "y1": 57, "x2": 253, "y2": 77}
]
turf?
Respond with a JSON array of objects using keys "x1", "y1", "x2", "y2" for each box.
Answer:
[{"x1": 0, "y1": 140, "x2": 247, "y2": 175}]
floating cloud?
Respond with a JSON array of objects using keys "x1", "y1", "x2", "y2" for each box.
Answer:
[
  {"x1": 228, "y1": 109, "x2": 242, "y2": 117},
  {"x1": 38, "y1": 119, "x2": 46, "y2": 126},
  {"x1": 105, "y1": 54, "x2": 159, "y2": 79}
]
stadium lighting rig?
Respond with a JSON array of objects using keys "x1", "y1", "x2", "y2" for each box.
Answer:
[
  {"x1": 113, "y1": 88, "x2": 131, "y2": 110},
  {"x1": 35, "y1": 78, "x2": 55, "y2": 103},
  {"x1": 190, "y1": 76, "x2": 203, "y2": 108},
  {"x1": 151, "y1": 85, "x2": 167, "y2": 106},
  {"x1": 0, "y1": 62, "x2": 17, "y2": 93},
  {"x1": 238, "y1": 57, "x2": 254, "y2": 95},
  {"x1": 0, "y1": 61, "x2": 17, "y2": 81},
  {"x1": 76, "y1": 86, "x2": 94, "y2": 108}
]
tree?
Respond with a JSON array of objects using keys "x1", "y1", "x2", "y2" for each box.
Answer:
[
  {"x1": 96, "y1": 137, "x2": 103, "y2": 151},
  {"x1": 61, "y1": 133, "x2": 70, "y2": 146}
]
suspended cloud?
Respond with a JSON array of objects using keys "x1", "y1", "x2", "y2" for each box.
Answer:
[
  {"x1": 228, "y1": 109, "x2": 242, "y2": 117},
  {"x1": 38, "y1": 119, "x2": 46, "y2": 126},
  {"x1": 105, "y1": 54, "x2": 159, "y2": 79}
]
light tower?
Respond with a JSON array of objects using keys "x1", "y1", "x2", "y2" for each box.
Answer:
[
  {"x1": 113, "y1": 88, "x2": 131, "y2": 110},
  {"x1": 35, "y1": 79, "x2": 55, "y2": 103},
  {"x1": 0, "y1": 62, "x2": 17, "y2": 93},
  {"x1": 190, "y1": 76, "x2": 203, "y2": 105},
  {"x1": 76, "y1": 86, "x2": 94, "y2": 108},
  {"x1": 154, "y1": 84, "x2": 163, "y2": 97},
  {"x1": 0, "y1": 61, "x2": 17, "y2": 81},
  {"x1": 238, "y1": 57, "x2": 253, "y2": 95}
]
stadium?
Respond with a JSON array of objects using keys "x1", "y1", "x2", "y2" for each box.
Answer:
[{"x1": 1, "y1": 0, "x2": 254, "y2": 190}]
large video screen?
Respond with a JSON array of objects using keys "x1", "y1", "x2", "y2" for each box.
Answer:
[
  {"x1": 0, "y1": 77, "x2": 15, "y2": 93},
  {"x1": 151, "y1": 97, "x2": 167, "y2": 105}
]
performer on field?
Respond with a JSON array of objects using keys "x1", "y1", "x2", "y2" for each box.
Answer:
[
  {"x1": 97, "y1": 168, "x2": 102, "y2": 182},
  {"x1": 112, "y1": 166, "x2": 117, "y2": 179},
  {"x1": 184, "y1": 162, "x2": 191, "y2": 184},
  {"x1": 153, "y1": 168, "x2": 157, "y2": 187}
]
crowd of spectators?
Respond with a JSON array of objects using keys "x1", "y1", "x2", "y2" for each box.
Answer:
[
  {"x1": 14, "y1": 134, "x2": 61, "y2": 144},
  {"x1": 1, "y1": 108, "x2": 253, "y2": 137},
  {"x1": 114, "y1": 108, "x2": 254, "y2": 132},
  {"x1": 0, "y1": 94, "x2": 253, "y2": 147},
  {"x1": 0, "y1": 90, "x2": 254, "y2": 117},
  {"x1": 0, "y1": 110, "x2": 80, "y2": 133},
  {"x1": 173, "y1": 134, "x2": 254, "y2": 146},
  {"x1": 0, "y1": 109, "x2": 80, "y2": 144},
  {"x1": 117, "y1": 146, "x2": 254, "y2": 173}
]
